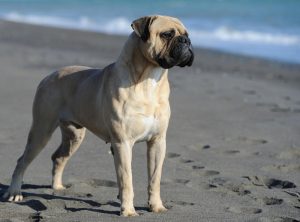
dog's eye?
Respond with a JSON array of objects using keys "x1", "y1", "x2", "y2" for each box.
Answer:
[{"x1": 160, "y1": 30, "x2": 174, "y2": 40}]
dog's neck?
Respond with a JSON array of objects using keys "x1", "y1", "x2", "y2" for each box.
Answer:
[{"x1": 116, "y1": 33, "x2": 166, "y2": 84}]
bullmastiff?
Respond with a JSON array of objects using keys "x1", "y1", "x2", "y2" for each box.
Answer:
[{"x1": 3, "y1": 15, "x2": 194, "y2": 216}]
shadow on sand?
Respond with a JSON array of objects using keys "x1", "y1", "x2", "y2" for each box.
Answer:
[{"x1": 0, "y1": 183, "x2": 148, "y2": 216}]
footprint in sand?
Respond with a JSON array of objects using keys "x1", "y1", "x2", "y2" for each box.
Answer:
[
  {"x1": 255, "y1": 102, "x2": 279, "y2": 108},
  {"x1": 261, "y1": 178, "x2": 296, "y2": 189},
  {"x1": 206, "y1": 183, "x2": 251, "y2": 196},
  {"x1": 223, "y1": 150, "x2": 241, "y2": 155},
  {"x1": 186, "y1": 144, "x2": 211, "y2": 151},
  {"x1": 202, "y1": 144, "x2": 211, "y2": 149},
  {"x1": 222, "y1": 149, "x2": 257, "y2": 157},
  {"x1": 166, "y1": 152, "x2": 181, "y2": 158},
  {"x1": 277, "y1": 149, "x2": 300, "y2": 160},
  {"x1": 226, "y1": 206, "x2": 262, "y2": 214},
  {"x1": 201, "y1": 170, "x2": 220, "y2": 176},
  {"x1": 180, "y1": 159, "x2": 195, "y2": 164},
  {"x1": 256, "y1": 197, "x2": 283, "y2": 205},
  {"x1": 173, "y1": 179, "x2": 190, "y2": 185},
  {"x1": 209, "y1": 177, "x2": 228, "y2": 186},
  {"x1": 243, "y1": 89, "x2": 257, "y2": 95},
  {"x1": 261, "y1": 164, "x2": 300, "y2": 173},
  {"x1": 161, "y1": 179, "x2": 190, "y2": 186},
  {"x1": 261, "y1": 197, "x2": 283, "y2": 205},
  {"x1": 259, "y1": 217, "x2": 300, "y2": 222},
  {"x1": 229, "y1": 185, "x2": 251, "y2": 196},
  {"x1": 195, "y1": 169, "x2": 220, "y2": 176},
  {"x1": 207, "y1": 177, "x2": 251, "y2": 196},
  {"x1": 270, "y1": 107, "x2": 293, "y2": 113},
  {"x1": 225, "y1": 136, "x2": 268, "y2": 145},
  {"x1": 284, "y1": 191, "x2": 300, "y2": 198},
  {"x1": 192, "y1": 165, "x2": 205, "y2": 170},
  {"x1": 169, "y1": 200, "x2": 195, "y2": 206},
  {"x1": 88, "y1": 179, "x2": 118, "y2": 188},
  {"x1": 242, "y1": 176, "x2": 296, "y2": 189},
  {"x1": 256, "y1": 102, "x2": 300, "y2": 114},
  {"x1": 284, "y1": 191, "x2": 300, "y2": 209}
]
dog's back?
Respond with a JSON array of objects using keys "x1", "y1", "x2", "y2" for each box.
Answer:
[{"x1": 33, "y1": 65, "x2": 101, "y2": 121}]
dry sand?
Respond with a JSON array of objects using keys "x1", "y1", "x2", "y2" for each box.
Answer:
[{"x1": 0, "y1": 20, "x2": 299, "y2": 222}]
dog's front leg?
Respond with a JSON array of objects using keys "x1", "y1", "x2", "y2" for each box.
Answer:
[
  {"x1": 147, "y1": 136, "x2": 168, "y2": 213},
  {"x1": 112, "y1": 141, "x2": 138, "y2": 216}
]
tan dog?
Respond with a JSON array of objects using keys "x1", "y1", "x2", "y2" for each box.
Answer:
[{"x1": 3, "y1": 15, "x2": 194, "y2": 216}]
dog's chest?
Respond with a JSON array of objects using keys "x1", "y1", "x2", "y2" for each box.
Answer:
[
  {"x1": 122, "y1": 101, "x2": 162, "y2": 142},
  {"x1": 114, "y1": 68, "x2": 169, "y2": 142},
  {"x1": 137, "y1": 115, "x2": 158, "y2": 142},
  {"x1": 122, "y1": 102, "x2": 161, "y2": 142},
  {"x1": 150, "y1": 67, "x2": 163, "y2": 87}
]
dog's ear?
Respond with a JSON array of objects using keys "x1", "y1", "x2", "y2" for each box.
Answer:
[{"x1": 131, "y1": 16, "x2": 156, "y2": 42}]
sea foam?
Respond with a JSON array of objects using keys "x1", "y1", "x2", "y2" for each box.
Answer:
[{"x1": 190, "y1": 26, "x2": 300, "y2": 46}]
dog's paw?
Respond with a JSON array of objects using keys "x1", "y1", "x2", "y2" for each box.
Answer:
[
  {"x1": 149, "y1": 202, "x2": 168, "y2": 213},
  {"x1": 52, "y1": 184, "x2": 66, "y2": 190},
  {"x1": 2, "y1": 190, "x2": 23, "y2": 202},
  {"x1": 120, "y1": 207, "x2": 139, "y2": 217}
]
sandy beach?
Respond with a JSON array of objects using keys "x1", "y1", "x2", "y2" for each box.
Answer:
[{"x1": 0, "y1": 20, "x2": 299, "y2": 221}]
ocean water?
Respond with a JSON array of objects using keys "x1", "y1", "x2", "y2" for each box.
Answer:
[{"x1": 0, "y1": 0, "x2": 300, "y2": 64}]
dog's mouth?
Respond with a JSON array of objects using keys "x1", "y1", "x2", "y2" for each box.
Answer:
[
  {"x1": 177, "y1": 47, "x2": 194, "y2": 67},
  {"x1": 156, "y1": 48, "x2": 194, "y2": 69},
  {"x1": 156, "y1": 36, "x2": 194, "y2": 69}
]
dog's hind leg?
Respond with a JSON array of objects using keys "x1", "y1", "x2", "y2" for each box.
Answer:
[
  {"x1": 3, "y1": 120, "x2": 58, "y2": 202},
  {"x1": 51, "y1": 120, "x2": 86, "y2": 190},
  {"x1": 3, "y1": 79, "x2": 63, "y2": 202}
]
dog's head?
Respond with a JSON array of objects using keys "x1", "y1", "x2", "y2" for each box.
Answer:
[{"x1": 131, "y1": 15, "x2": 194, "y2": 69}]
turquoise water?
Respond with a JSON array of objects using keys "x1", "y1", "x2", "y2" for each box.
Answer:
[{"x1": 1, "y1": 0, "x2": 300, "y2": 64}]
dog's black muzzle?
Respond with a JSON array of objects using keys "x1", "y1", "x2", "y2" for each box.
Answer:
[
  {"x1": 170, "y1": 35, "x2": 194, "y2": 67},
  {"x1": 156, "y1": 35, "x2": 194, "y2": 69}
]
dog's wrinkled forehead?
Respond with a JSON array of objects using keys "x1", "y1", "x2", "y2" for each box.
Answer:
[
  {"x1": 151, "y1": 16, "x2": 187, "y2": 36},
  {"x1": 131, "y1": 15, "x2": 187, "y2": 42}
]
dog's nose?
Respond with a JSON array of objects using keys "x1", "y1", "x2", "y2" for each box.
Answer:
[{"x1": 178, "y1": 35, "x2": 191, "y2": 45}]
